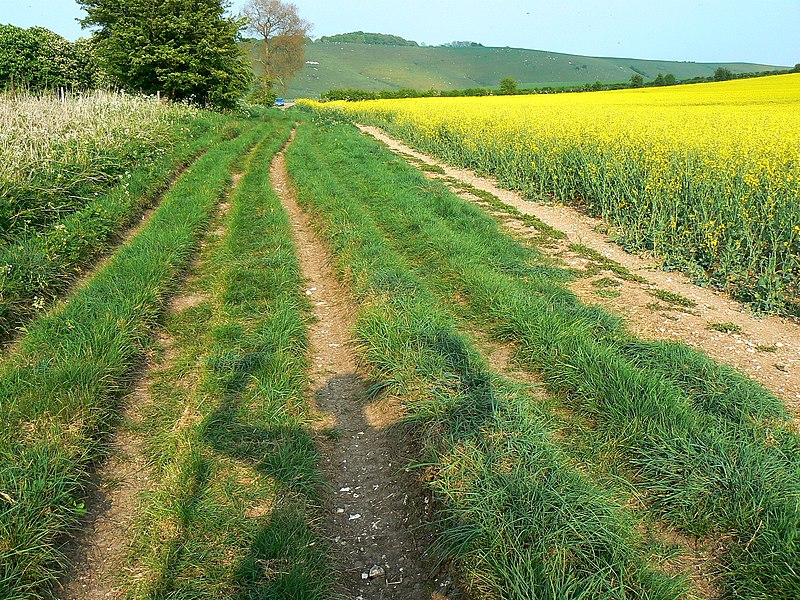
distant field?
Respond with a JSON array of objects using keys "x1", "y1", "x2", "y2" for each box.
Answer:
[
  {"x1": 304, "y1": 73, "x2": 800, "y2": 315},
  {"x1": 243, "y1": 40, "x2": 787, "y2": 98}
]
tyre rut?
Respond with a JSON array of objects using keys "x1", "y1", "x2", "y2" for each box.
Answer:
[{"x1": 271, "y1": 133, "x2": 446, "y2": 599}]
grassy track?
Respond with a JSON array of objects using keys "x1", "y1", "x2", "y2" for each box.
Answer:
[
  {"x1": 308, "y1": 75, "x2": 800, "y2": 316},
  {"x1": 120, "y1": 115, "x2": 331, "y2": 599},
  {"x1": 0, "y1": 108, "x2": 235, "y2": 340},
  {"x1": 0, "y1": 117, "x2": 266, "y2": 599},
  {"x1": 286, "y1": 121, "x2": 689, "y2": 599},
  {"x1": 286, "y1": 120, "x2": 800, "y2": 598}
]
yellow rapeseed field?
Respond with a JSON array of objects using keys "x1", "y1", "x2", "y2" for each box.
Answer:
[{"x1": 304, "y1": 73, "x2": 800, "y2": 314}]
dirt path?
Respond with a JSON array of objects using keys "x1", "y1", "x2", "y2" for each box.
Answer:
[
  {"x1": 357, "y1": 125, "x2": 800, "y2": 414},
  {"x1": 271, "y1": 137, "x2": 452, "y2": 599},
  {"x1": 58, "y1": 179, "x2": 238, "y2": 600},
  {"x1": 57, "y1": 381, "x2": 153, "y2": 599}
]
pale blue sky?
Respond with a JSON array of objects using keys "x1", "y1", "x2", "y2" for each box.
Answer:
[{"x1": 1, "y1": 1, "x2": 798, "y2": 66}]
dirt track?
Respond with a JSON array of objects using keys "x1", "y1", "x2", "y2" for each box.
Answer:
[
  {"x1": 358, "y1": 124, "x2": 800, "y2": 413},
  {"x1": 272, "y1": 138, "x2": 450, "y2": 599}
]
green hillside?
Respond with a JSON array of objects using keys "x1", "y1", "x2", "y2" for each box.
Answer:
[{"x1": 244, "y1": 38, "x2": 786, "y2": 99}]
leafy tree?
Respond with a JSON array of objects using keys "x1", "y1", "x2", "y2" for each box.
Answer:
[
  {"x1": 499, "y1": 76, "x2": 517, "y2": 94},
  {"x1": 629, "y1": 74, "x2": 644, "y2": 88},
  {"x1": 793, "y1": 63, "x2": 800, "y2": 73},
  {"x1": 714, "y1": 67, "x2": 734, "y2": 81},
  {"x1": 242, "y1": 0, "x2": 310, "y2": 101},
  {"x1": 317, "y1": 31, "x2": 418, "y2": 46},
  {"x1": 79, "y1": 0, "x2": 252, "y2": 108},
  {"x1": 0, "y1": 24, "x2": 97, "y2": 91},
  {"x1": 653, "y1": 73, "x2": 665, "y2": 86},
  {"x1": 664, "y1": 73, "x2": 676, "y2": 86}
]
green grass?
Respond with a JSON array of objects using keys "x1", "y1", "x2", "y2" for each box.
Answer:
[
  {"x1": 0, "y1": 108, "x2": 233, "y2": 340},
  {"x1": 286, "y1": 120, "x2": 800, "y2": 598},
  {"x1": 706, "y1": 322, "x2": 743, "y2": 334},
  {"x1": 244, "y1": 40, "x2": 786, "y2": 99},
  {"x1": 569, "y1": 244, "x2": 648, "y2": 282},
  {"x1": 0, "y1": 116, "x2": 267, "y2": 599},
  {"x1": 648, "y1": 288, "x2": 698, "y2": 308},
  {"x1": 286, "y1": 120, "x2": 689, "y2": 599},
  {"x1": 442, "y1": 178, "x2": 567, "y2": 242},
  {"x1": 121, "y1": 114, "x2": 330, "y2": 599}
]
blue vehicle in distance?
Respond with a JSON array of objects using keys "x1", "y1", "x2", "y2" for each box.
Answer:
[{"x1": 274, "y1": 98, "x2": 285, "y2": 107}]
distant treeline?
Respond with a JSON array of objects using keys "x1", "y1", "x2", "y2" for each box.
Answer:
[
  {"x1": 320, "y1": 65, "x2": 800, "y2": 102},
  {"x1": 315, "y1": 32, "x2": 419, "y2": 46},
  {"x1": 312, "y1": 31, "x2": 484, "y2": 48}
]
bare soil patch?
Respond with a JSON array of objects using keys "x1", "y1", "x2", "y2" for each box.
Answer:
[
  {"x1": 271, "y1": 138, "x2": 456, "y2": 599},
  {"x1": 358, "y1": 125, "x2": 800, "y2": 414}
]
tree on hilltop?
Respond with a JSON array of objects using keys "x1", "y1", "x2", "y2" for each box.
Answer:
[
  {"x1": 242, "y1": 0, "x2": 310, "y2": 102},
  {"x1": 79, "y1": 0, "x2": 251, "y2": 108},
  {"x1": 713, "y1": 67, "x2": 734, "y2": 81}
]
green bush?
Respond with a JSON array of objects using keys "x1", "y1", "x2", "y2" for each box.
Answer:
[
  {"x1": 0, "y1": 24, "x2": 98, "y2": 91},
  {"x1": 81, "y1": 0, "x2": 252, "y2": 109}
]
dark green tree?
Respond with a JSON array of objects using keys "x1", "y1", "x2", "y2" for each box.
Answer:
[
  {"x1": 499, "y1": 76, "x2": 517, "y2": 94},
  {"x1": 664, "y1": 73, "x2": 676, "y2": 85},
  {"x1": 79, "y1": 0, "x2": 252, "y2": 108},
  {"x1": 0, "y1": 24, "x2": 97, "y2": 91},
  {"x1": 713, "y1": 67, "x2": 734, "y2": 81},
  {"x1": 653, "y1": 73, "x2": 665, "y2": 86},
  {"x1": 629, "y1": 74, "x2": 644, "y2": 88}
]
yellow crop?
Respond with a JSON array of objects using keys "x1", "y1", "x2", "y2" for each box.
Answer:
[{"x1": 303, "y1": 74, "x2": 800, "y2": 314}]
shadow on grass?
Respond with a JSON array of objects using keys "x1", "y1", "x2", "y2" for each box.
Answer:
[{"x1": 139, "y1": 343, "x2": 331, "y2": 599}]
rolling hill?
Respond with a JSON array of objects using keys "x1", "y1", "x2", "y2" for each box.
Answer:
[{"x1": 243, "y1": 35, "x2": 787, "y2": 99}]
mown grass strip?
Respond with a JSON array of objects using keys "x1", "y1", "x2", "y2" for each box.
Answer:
[
  {"x1": 287, "y1": 121, "x2": 800, "y2": 599},
  {"x1": 121, "y1": 115, "x2": 331, "y2": 599},
  {"x1": 0, "y1": 118, "x2": 266, "y2": 600},
  {"x1": 286, "y1": 121, "x2": 688, "y2": 599},
  {"x1": 0, "y1": 111, "x2": 238, "y2": 340}
]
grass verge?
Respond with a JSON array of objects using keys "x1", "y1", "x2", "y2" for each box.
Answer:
[
  {"x1": 286, "y1": 120, "x2": 689, "y2": 599},
  {"x1": 120, "y1": 115, "x2": 331, "y2": 599},
  {"x1": 0, "y1": 116, "x2": 266, "y2": 599},
  {"x1": 287, "y1": 120, "x2": 800, "y2": 598},
  {"x1": 0, "y1": 110, "x2": 236, "y2": 340}
]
